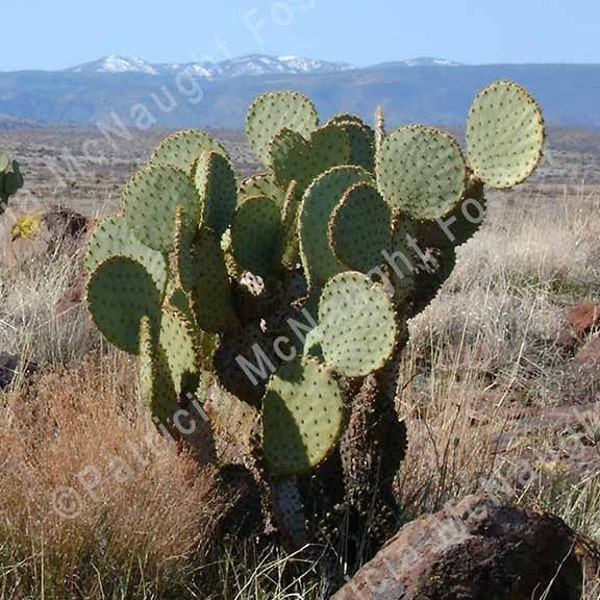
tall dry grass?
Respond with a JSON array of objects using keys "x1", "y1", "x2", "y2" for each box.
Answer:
[
  {"x1": 0, "y1": 239, "x2": 98, "y2": 374},
  {"x1": 0, "y1": 352, "x2": 219, "y2": 599}
]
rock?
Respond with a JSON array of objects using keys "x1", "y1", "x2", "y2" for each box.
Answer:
[
  {"x1": 556, "y1": 326, "x2": 578, "y2": 351},
  {"x1": 0, "y1": 353, "x2": 37, "y2": 390},
  {"x1": 0, "y1": 205, "x2": 93, "y2": 268},
  {"x1": 567, "y1": 302, "x2": 600, "y2": 338},
  {"x1": 573, "y1": 336, "x2": 600, "y2": 366},
  {"x1": 54, "y1": 271, "x2": 88, "y2": 323},
  {"x1": 332, "y1": 494, "x2": 595, "y2": 600}
]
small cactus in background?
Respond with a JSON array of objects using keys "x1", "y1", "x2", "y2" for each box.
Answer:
[
  {"x1": 0, "y1": 151, "x2": 24, "y2": 213},
  {"x1": 85, "y1": 80, "x2": 545, "y2": 553}
]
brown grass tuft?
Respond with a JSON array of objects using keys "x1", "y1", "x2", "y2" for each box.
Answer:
[{"x1": 0, "y1": 350, "x2": 219, "y2": 599}]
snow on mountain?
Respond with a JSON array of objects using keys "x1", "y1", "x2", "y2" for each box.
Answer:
[
  {"x1": 70, "y1": 54, "x2": 159, "y2": 75},
  {"x1": 66, "y1": 54, "x2": 462, "y2": 79},
  {"x1": 396, "y1": 57, "x2": 463, "y2": 67},
  {"x1": 68, "y1": 54, "x2": 351, "y2": 79}
]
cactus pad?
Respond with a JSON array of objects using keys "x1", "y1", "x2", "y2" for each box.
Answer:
[
  {"x1": 231, "y1": 195, "x2": 281, "y2": 277},
  {"x1": 238, "y1": 172, "x2": 286, "y2": 208},
  {"x1": 262, "y1": 357, "x2": 344, "y2": 476},
  {"x1": 376, "y1": 125, "x2": 467, "y2": 220},
  {"x1": 3, "y1": 172, "x2": 21, "y2": 196},
  {"x1": 319, "y1": 272, "x2": 397, "y2": 377},
  {"x1": 328, "y1": 182, "x2": 392, "y2": 273},
  {"x1": 85, "y1": 214, "x2": 168, "y2": 293},
  {"x1": 299, "y1": 166, "x2": 373, "y2": 289},
  {"x1": 150, "y1": 129, "x2": 227, "y2": 175},
  {"x1": 122, "y1": 163, "x2": 200, "y2": 253},
  {"x1": 187, "y1": 229, "x2": 237, "y2": 332},
  {"x1": 328, "y1": 119, "x2": 375, "y2": 171},
  {"x1": 327, "y1": 113, "x2": 366, "y2": 127},
  {"x1": 279, "y1": 180, "x2": 302, "y2": 268},
  {"x1": 386, "y1": 212, "x2": 417, "y2": 306},
  {"x1": 269, "y1": 124, "x2": 350, "y2": 193},
  {"x1": 87, "y1": 256, "x2": 162, "y2": 354},
  {"x1": 194, "y1": 150, "x2": 237, "y2": 236},
  {"x1": 0, "y1": 152, "x2": 9, "y2": 172},
  {"x1": 246, "y1": 90, "x2": 319, "y2": 167},
  {"x1": 139, "y1": 316, "x2": 179, "y2": 424},
  {"x1": 466, "y1": 80, "x2": 545, "y2": 189},
  {"x1": 159, "y1": 305, "x2": 198, "y2": 396}
]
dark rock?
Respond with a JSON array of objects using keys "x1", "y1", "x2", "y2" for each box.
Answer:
[
  {"x1": 0, "y1": 353, "x2": 37, "y2": 390},
  {"x1": 332, "y1": 494, "x2": 596, "y2": 600}
]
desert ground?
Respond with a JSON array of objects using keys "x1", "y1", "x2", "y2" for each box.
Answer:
[{"x1": 1, "y1": 125, "x2": 600, "y2": 598}]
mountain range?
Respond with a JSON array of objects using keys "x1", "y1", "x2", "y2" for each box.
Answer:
[
  {"x1": 0, "y1": 54, "x2": 598, "y2": 130},
  {"x1": 66, "y1": 53, "x2": 355, "y2": 78}
]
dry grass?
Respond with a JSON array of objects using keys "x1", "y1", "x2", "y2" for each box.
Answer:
[
  {"x1": 0, "y1": 241, "x2": 98, "y2": 373},
  {"x1": 0, "y1": 352, "x2": 219, "y2": 599},
  {"x1": 1, "y1": 186, "x2": 600, "y2": 597}
]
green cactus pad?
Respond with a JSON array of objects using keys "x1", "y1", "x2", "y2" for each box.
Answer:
[
  {"x1": 271, "y1": 478, "x2": 308, "y2": 547},
  {"x1": 417, "y1": 190, "x2": 487, "y2": 249},
  {"x1": 87, "y1": 256, "x2": 162, "y2": 355},
  {"x1": 238, "y1": 172, "x2": 286, "y2": 208},
  {"x1": 188, "y1": 228, "x2": 237, "y2": 332},
  {"x1": 0, "y1": 152, "x2": 9, "y2": 172},
  {"x1": 139, "y1": 316, "x2": 179, "y2": 424},
  {"x1": 269, "y1": 124, "x2": 350, "y2": 193},
  {"x1": 385, "y1": 211, "x2": 417, "y2": 306},
  {"x1": 194, "y1": 150, "x2": 237, "y2": 236},
  {"x1": 168, "y1": 286, "x2": 197, "y2": 329},
  {"x1": 150, "y1": 129, "x2": 227, "y2": 175},
  {"x1": 262, "y1": 357, "x2": 344, "y2": 476},
  {"x1": 280, "y1": 181, "x2": 302, "y2": 268},
  {"x1": 319, "y1": 272, "x2": 397, "y2": 377},
  {"x1": 302, "y1": 326, "x2": 323, "y2": 360},
  {"x1": 246, "y1": 90, "x2": 319, "y2": 167},
  {"x1": 327, "y1": 113, "x2": 366, "y2": 127},
  {"x1": 374, "y1": 106, "x2": 386, "y2": 159},
  {"x1": 231, "y1": 195, "x2": 281, "y2": 277},
  {"x1": 376, "y1": 125, "x2": 467, "y2": 220},
  {"x1": 328, "y1": 182, "x2": 392, "y2": 273},
  {"x1": 328, "y1": 120, "x2": 375, "y2": 171},
  {"x1": 159, "y1": 305, "x2": 198, "y2": 396},
  {"x1": 298, "y1": 166, "x2": 373, "y2": 289},
  {"x1": 3, "y1": 172, "x2": 21, "y2": 196},
  {"x1": 11, "y1": 161, "x2": 24, "y2": 188},
  {"x1": 122, "y1": 163, "x2": 201, "y2": 253},
  {"x1": 466, "y1": 80, "x2": 545, "y2": 189},
  {"x1": 84, "y1": 214, "x2": 168, "y2": 294}
]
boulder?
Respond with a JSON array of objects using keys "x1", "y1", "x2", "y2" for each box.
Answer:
[
  {"x1": 567, "y1": 302, "x2": 600, "y2": 338},
  {"x1": 573, "y1": 336, "x2": 600, "y2": 366},
  {"x1": 0, "y1": 205, "x2": 93, "y2": 268},
  {"x1": 332, "y1": 494, "x2": 596, "y2": 600},
  {"x1": 54, "y1": 271, "x2": 88, "y2": 324}
]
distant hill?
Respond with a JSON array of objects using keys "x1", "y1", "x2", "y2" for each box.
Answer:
[{"x1": 0, "y1": 55, "x2": 599, "y2": 130}]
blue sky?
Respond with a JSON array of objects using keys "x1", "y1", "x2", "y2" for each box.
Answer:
[{"x1": 5, "y1": 0, "x2": 600, "y2": 70}]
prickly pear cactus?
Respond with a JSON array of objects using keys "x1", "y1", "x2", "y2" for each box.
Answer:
[
  {"x1": 0, "y1": 151, "x2": 24, "y2": 214},
  {"x1": 85, "y1": 81, "x2": 545, "y2": 554}
]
